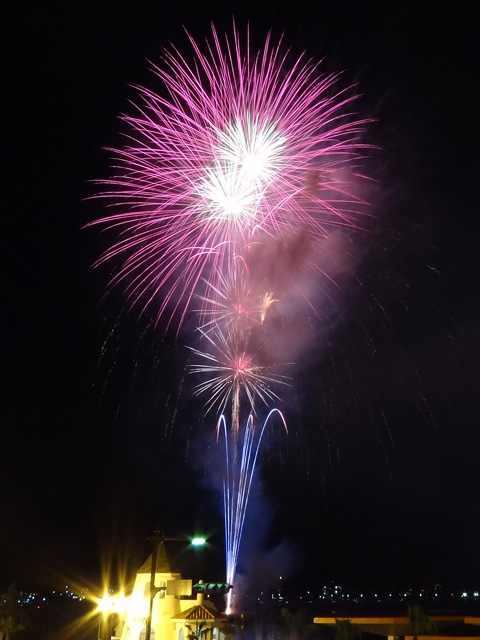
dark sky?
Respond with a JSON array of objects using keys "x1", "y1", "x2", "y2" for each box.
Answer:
[{"x1": 3, "y1": 1, "x2": 479, "y2": 596}]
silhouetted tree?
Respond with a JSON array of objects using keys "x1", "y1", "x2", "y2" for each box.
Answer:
[
  {"x1": 407, "y1": 604, "x2": 436, "y2": 640},
  {"x1": 280, "y1": 608, "x2": 315, "y2": 640},
  {"x1": 334, "y1": 618, "x2": 362, "y2": 640},
  {"x1": 0, "y1": 584, "x2": 26, "y2": 640},
  {"x1": 186, "y1": 621, "x2": 211, "y2": 640}
]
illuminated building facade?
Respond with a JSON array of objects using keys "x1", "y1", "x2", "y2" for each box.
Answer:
[{"x1": 111, "y1": 542, "x2": 228, "y2": 640}]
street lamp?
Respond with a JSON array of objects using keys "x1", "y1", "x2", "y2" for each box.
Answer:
[
  {"x1": 144, "y1": 530, "x2": 206, "y2": 640},
  {"x1": 191, "y1": 537, "x2": 206, "y2": 546}
]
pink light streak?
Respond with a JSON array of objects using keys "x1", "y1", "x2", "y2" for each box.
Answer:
[{"x1": 90, "y1": 24, "x2": 371, "y2": 329}]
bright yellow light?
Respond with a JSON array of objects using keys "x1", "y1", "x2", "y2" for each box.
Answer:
[
  {"x1": 96, "y1": 591, "x2": 127, "y2": 615},
  {"x1": 127, "y1": 593, "x2": 149, "y2": 620},
  {"x1": 96, "y1": 593, "x2": 113, "y2": 615}
]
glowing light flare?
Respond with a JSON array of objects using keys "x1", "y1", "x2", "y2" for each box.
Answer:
[
  {"x1": 95, "y1": 591, "x2": 127, "y2": 616},
  {"x1": 126, "y1": 594, "x2": 149, "y2": 621},
  {"x1": 197, "y1": 159, "x2": 261, "y2": 225},
  {"x1": 196, "y1": 114, "x2": 287, "y2": 230},
  {"x1": 215, "y1": 114, "x2": 287, "y2": 185}
]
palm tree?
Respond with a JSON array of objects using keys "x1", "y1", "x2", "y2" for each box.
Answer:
[
  {"x1": 186, "y1": 621, "x2": 211, "y2": 640},
  {"x1": 407, "y1": 604, "x2": 437, "y2": 640},
  {"x1": 280, "y1": 608, "x2": 314, "y2": 640},
  {"x1": 334, "y1": 619, "x2": 362, "y2": 640}
]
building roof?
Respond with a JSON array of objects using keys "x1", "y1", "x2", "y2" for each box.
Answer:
[
  {"x1": 172, "y1": 602, "x2": 224, "y2": 622},
  {"x1": 137, "y1": 541, "x2": 173, "y2": 575}
]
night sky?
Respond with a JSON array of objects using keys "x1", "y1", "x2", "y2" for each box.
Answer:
[{"x1": 3, "y1": 1, "x2": 479, "y2": 595}]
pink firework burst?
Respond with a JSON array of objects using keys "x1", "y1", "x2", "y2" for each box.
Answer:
[{"x1": 90, "y1": 24, "x2": 371, "y2": 328}]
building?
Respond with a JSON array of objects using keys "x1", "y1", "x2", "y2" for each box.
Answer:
[{"x1": 103, "y1": 541, "x2": 231, "y2": 640}]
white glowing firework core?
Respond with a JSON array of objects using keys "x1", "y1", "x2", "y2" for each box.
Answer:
[
  {"x1": 198, "y1": 113, "x2": 287, "y2": 227},
  {"x1": 218, "y1": 115, "x2": 287, "y2": 184}
]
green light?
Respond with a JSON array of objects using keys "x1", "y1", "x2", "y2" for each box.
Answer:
[{"x1": 191, "y1": 537, "x2": 206, "y2": 546}]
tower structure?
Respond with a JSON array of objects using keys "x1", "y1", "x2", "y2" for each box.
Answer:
[{"x1": 114, "y1": 542, "x2": 229, "y2": 640}]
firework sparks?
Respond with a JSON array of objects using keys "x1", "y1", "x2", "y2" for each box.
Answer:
[
  {"x1": 260, "y1": 292, "x2": 279, "y2": 323},
  {"x1": 190, "y1": 324, "x2": 290, "y2": 425},
  {"x1": 91, "y1": 24, "x2": 371, "y2": 328},
  {"x1": 195, "y1": 267, "x2": 279, "y2": 333}
]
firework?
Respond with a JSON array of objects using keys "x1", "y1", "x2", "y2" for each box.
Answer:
[
  {"x1": 195, "y1": 267, "x2": 277, "y2": 333},
  {"x1": 92, "y1": 23, "x2": 372, "y2": 616},
  {"x1": 91, "y1": 24, "x2": 370, "y2": 328},
  {"x1": 190, "y1": 322, "x2": 290, "y2": 429},
  {"x1": 218, "y1": 409, "x2": 288, "y2": 614}
]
